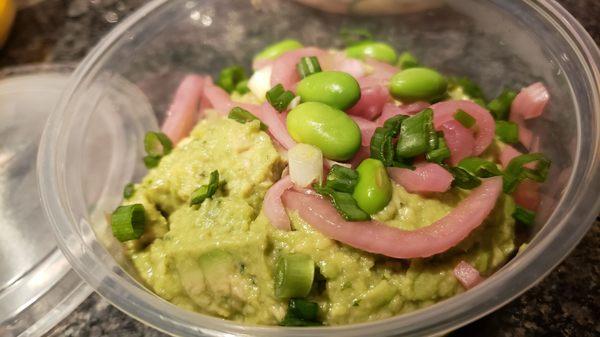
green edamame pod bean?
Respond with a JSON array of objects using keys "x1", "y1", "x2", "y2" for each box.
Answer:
[
  {"x1": 296, "y1": 71, "x2": 361, "y2": 110},
  {"x1": 397, "y1": 51, "x2": 419, "y2": 69},
  {"x1": 352, "y1": 159, "x2": 393, "y2": 214},
  {"x1": 287, "y1": 102, "x2": 361, "y2": 161},
  {"x1": 389, "y1": 67, "x2": 448, "y2": 102},
  {"x1": 254, "y1": 39, "x2": 304, "y2": 62},
  {"x1": 345, "y1": 42, "x2": 398, "y2": 65}
]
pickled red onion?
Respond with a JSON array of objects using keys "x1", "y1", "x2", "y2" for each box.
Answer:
[
  {"x1": 263, "y1": 175, "x2": 294, "y2": 231},
  {"x1": 161, "y1": 75, "x2": 206, "y2": 144},
  {"x1": 431, "y1": 100, "x2": 495, "y2": 155},
  {"x1": 388, "y1": 162, "x2": 453, "y2": 194},
  {"x1": 282, "y1": 177, "x2": 503, "y2": 258},
  {"x1": 453, "y1": 261, "x2": 484, "y2": 289}
]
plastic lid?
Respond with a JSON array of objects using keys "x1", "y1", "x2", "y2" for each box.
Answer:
[{"x1": 0, "y1": 65, "x2": 92, "y2": 337}]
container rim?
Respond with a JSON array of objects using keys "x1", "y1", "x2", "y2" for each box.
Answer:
[{"x1": 38, "y1": 1, "x2": 600, "y2": 336}]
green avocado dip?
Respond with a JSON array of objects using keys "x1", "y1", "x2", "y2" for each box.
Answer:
[
  {"x1": 119, "y1": 113, "x2": 516, "y2": 325},
  {"x1": 110, "y1": 39, "x2": 551, "y2": 326}
]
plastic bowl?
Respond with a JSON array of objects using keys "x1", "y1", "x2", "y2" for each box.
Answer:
[{"x1": 38, "y1": 0, "x2": 600, "y2": 336}]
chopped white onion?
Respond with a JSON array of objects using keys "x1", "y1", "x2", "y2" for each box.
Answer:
[
  {"x1": 287, "y1": 96, "x2": 301, "y2": 110},
  {"x1": 324, "y1": 159, "x2": 351, "y2": 169},
  {"x1": 288, "y1": 143, "x2": 323, "y2": 188},
  {"x1": 247, "y1": 65, "x2": 272, "y2": 102}
]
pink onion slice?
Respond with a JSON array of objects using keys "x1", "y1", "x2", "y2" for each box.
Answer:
[
  {"x1": 321, "y1": 52, "x2": 366, "y2": 78},
  {"x1": 270, "y1": 47, "x2": 327, "y2": 90},
  {"x1": 388, "y1": 162, "x2": 454, "y2": 194},
  {"x1": 282, "y1": 176, "x2": 503, "y2": 258},
  {"x1": 364, "y1": 58, "x2": 400, "y2": 83},
  {"x1": 252, "y1": 57, "x2": 273, "y2": 71},
  {"x1": 202, "y1": 81, "x2": 262, "y2": 117},
  {"x1": 498, "y1": 145, "x2": 540, "y2": 210},
  {"x1": 255, "y1": 103, "x2": 297, "y2": 149},
  {"x1": 347, "y1": 84, "x2": 389, "y2": 120},
  {"x1": 264, "y1": 175, "x2": 294, "y2": 231},
  {"x1": 513, "y1": 180, "x2": 541, "y2": 211},
  {"x1": 349, "y1": 145, "x2": 371, "y2": 168},
  {"x1": 431, "y1": 100, "x2": 495, "y2": 155},
  {"x1": 453, "y1": 261, "x2": 484, "y2": 289},
  {"x1": 440, "y1": 120, "x2": 476, "y2": 165},
  {"x1": 509, "y1": 109, "x2": 534, "y2": 149},
  {"x1": 202, "y1": 81, "x2": 234, "y2": 114},
  {"x1": 161, "y1": 75, "x2": 206, "y2": 144},
  {"x1": 376, "y1": 101, "x2": 430, "y2": 125},
  {"x1": 511, "y1": 82, "x2": 549, "y2": 120},
  {"x1": 499, "y1": 144, "x2": 523, "y2": 168},
  {"x1": 350, "y1": 116, "x2": 378, "y2": 146},
  {"x1": 498, "y1": 145, "x2": 534, "y2": 169}
]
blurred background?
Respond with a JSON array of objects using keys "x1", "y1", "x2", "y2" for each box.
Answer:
[{"x1": 0, "y1": 0, "x2": 597, "y2": 336}]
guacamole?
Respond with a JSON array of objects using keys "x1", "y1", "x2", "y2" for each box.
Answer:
[{"x1": 122, "y1": 113, "x2": 516, "y2": 325}]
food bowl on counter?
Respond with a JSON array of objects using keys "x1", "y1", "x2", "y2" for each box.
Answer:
[{"x1": 38, "y1": 0, "x2": 600, "y2": 336}]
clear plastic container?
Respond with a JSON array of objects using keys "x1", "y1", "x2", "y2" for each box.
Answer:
[{"x1": 37, "y1": 0, "x2": 600, "y2": 336}]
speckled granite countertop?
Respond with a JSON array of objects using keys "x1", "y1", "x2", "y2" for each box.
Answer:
[{"x1": 1, "y1": 1, "x2": 598, "y2": 336}]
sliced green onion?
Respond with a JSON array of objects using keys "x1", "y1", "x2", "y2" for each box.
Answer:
[
  {"x1": 448, "y1": 77, "x2": 486, "y2": 102},
  {"x1": 275, "y1": 254, "x2": 315, "y2": 299},
  {"x1": 454, "y1": 109, "x2": 476, "y2": 129},
  {"x1": 495, "y1": 120, "x2": 519, "y2": 144},
  {"x1": 190, "y1": 170, "x2": 220, "y2": 206},
  {"x1": 228, "y1": 106, "x2": 268, "y2": 131},
  {"x1": 488, "y1": 89, "x2": 517, "y2": 120},
  {"x1": 513, "y1": 205, "x2": 536, "y2": 226},
  {"x1": 370, "y1": 114, "x2": 409, "y2": 166},
  {"x1": 390, "y1": 158, "x2": 414, "y2": 169},
  {"x1": 235, "y1": 79, "x2": 250, "y2": 94},
  {"x1": 297, "y1": 56, "x2": 322, "y2": 79},
  {"x1": 266, "y1": 84, "x2": 295, "y2": 112},
  {"x1": 396, "y1": 108, "x2": 436, "y2": 158},
  {"x1": 123, "y1": 183, "x2": 135, "y2": 199},
  {"x1": 457, "y1": 157, "x2": 503, "y2": 178},
  {"x1": 382, "y1": 114, "x2": 408, "y2": 137},
  {"x1": 426, "y1": 134, "x2": 450, "y2": 164},
  {"x1": 325, "y1": 164, "x2": 359, "y2": 193},
  {"x1": 472, "y1": 98, "x2": 487, "y2": 108},
  {"x1": 448, "y1": 166, "x2": 482, "y2": 190},
  {"x1": 340, "y1": 27, "x2": 373, "y2": 46},
  {"x1": 313, "y1": 184, "x2": 370, "y2": 221},
  {"x1": 217, "y1": 65, "x2": 247, "y2": 93},
  {"x1": 370, "y1": 127, "x2": 395, "y2": 166},
  {"x1": 503, "y1": 153, "x2": 551, "y2": 193},
  {"x1": 144, "y1": 131, "x2": 173, "y2": 157},
  {"x1": 143, "y1": 155, "x2": 161, "y2": 169},
  {"x1": 280, "y1": 299, "x2": 322, "y2": 326},
  {"x1": 397, "y1": 51, "x2": 419, "y2": 69},
  {"x1": 111, "y1": 204, "x2": 145, "y2": 242}
]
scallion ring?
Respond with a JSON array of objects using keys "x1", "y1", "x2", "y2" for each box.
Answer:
[
  {"x1": 111, "y1": 204, "x2": 146, "y2": 242},
  {"x1": 228, "y1": 106, "x2": 268, "y2": 131},
  {"x1": 190, "y1": 170, "x2": 220, "y2": 206},
  {"x1": 266, "y1": 84, "x2": 295, "y2": 112},
  {"x1": 297, "y1": 56, "x2": 322, "y2": 79}
]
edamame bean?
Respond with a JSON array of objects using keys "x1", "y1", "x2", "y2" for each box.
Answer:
[
  {"x1": 287, "y1": 102, "x2": 361, "y2": 161},
  {"x1": 397, "y1": 51, "x2": 419, "y2": 69},
  {"x1": 352, "y1": 159, "x2": 392, "y2": 214},
  {"x1": 389, "y1": 67, "x2": 448, "y2": 102},
  {"x1": 345, "y1": 42, "x2": 398, "y2": 64},
  {"x1": 254, "y1": 39, "x2": 304, "y2": 61},
  {"x1": 296, "y1": 71, "x2": 361, "y2": 110}
]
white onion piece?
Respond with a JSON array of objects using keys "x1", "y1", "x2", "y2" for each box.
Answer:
[
  {"x1": 288, "y1": 143, "x2": 323, "y2": 188},
  {"x1": 287, "y1": 96, "x2": 301, "y2": 110},
  {"x1": 247, "y1": 65, "x2": 272, "y2": 102}
]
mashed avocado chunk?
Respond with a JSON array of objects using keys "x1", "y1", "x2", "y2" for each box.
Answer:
[{"x1": 123, "y1": 114, "x2": 516, "y2": 325}]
